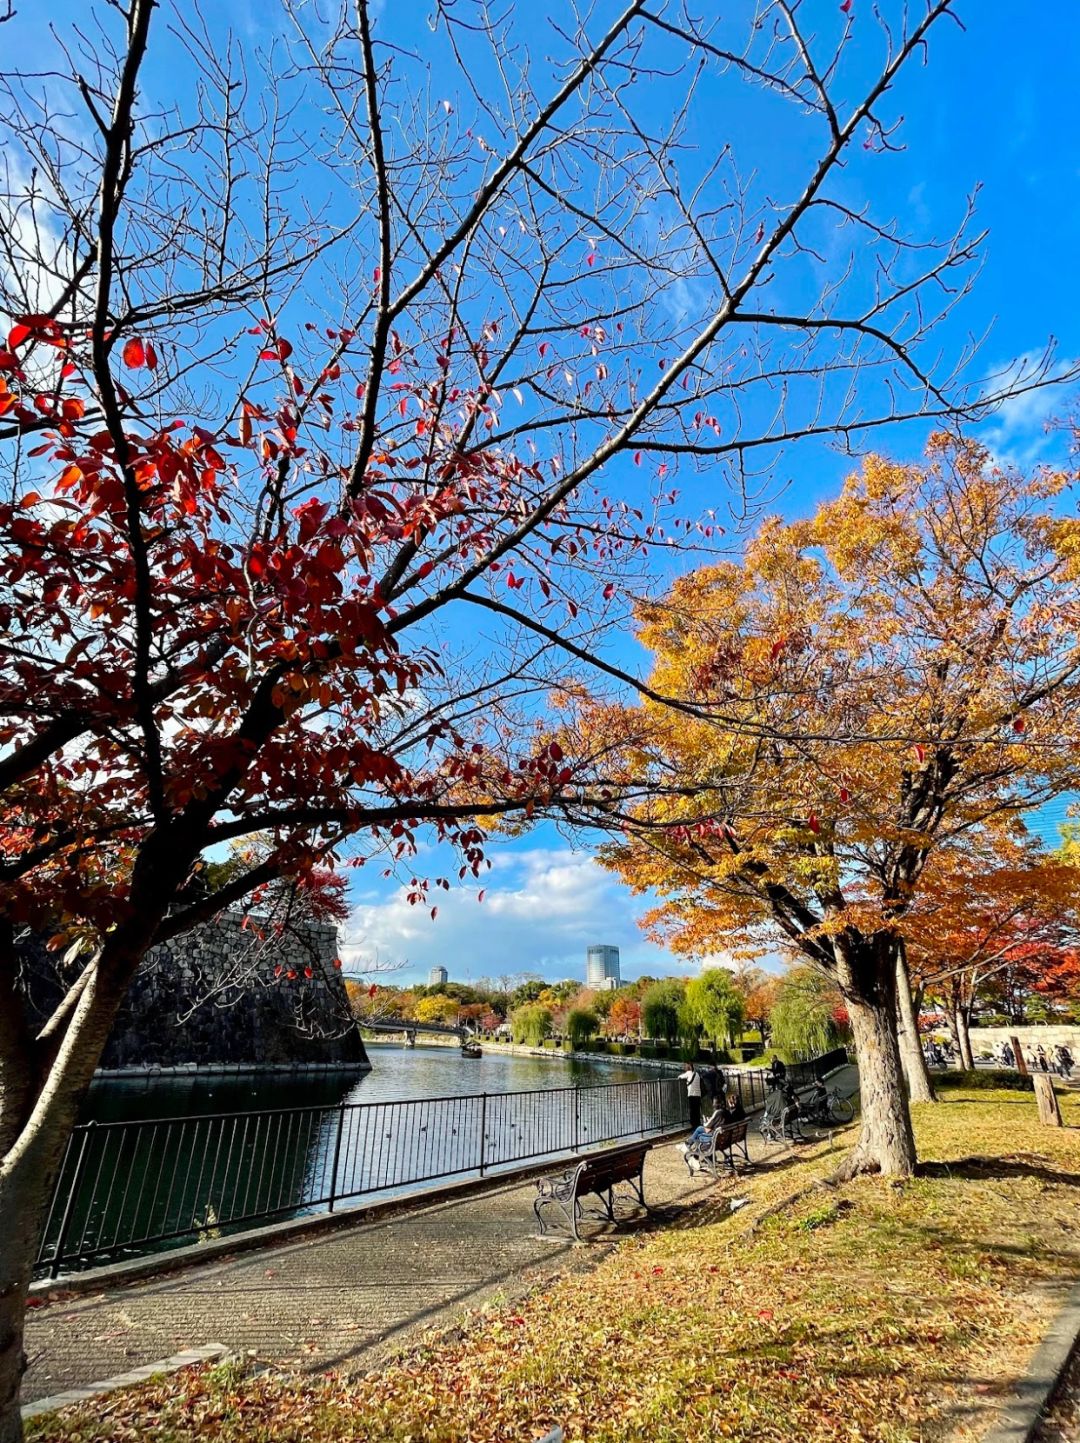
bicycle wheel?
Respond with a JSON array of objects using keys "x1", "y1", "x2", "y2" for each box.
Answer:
[{"x1": 829, "y1": 1093, "x2": 854, "y2": 1123}]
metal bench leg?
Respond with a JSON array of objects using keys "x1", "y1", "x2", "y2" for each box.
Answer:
[{"x1": 630, "y1": 1169, "x2": 648, "y2": 1210}]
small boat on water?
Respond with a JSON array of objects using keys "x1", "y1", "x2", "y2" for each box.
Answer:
[{"x1": 460, "y1": 1040, "x2": 482, "y2": 1059}]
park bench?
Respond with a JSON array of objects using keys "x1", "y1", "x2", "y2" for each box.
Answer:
[
  {"x1": 684, "y1": 1119, "x2": 752, "y2": 1179},
  {"x1": 533, "y1": 1142, "x2": 650, "y2": 1242}
]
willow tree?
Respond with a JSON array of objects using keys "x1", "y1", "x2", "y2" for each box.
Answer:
[{"x1": 586, "y1": 439, "x2": 1080, "y2": 1177}]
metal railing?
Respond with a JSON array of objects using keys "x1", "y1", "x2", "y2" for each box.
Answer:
[{"x1": 36, "y1": 1050, "x2": 849, "y2": 1277}]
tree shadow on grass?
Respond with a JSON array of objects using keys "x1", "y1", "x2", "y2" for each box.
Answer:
[{"x1": 918, "y1": 1156, "x2": 1080, "y2": 1189}]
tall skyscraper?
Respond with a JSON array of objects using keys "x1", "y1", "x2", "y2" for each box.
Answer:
[
  {"x1": 586, "y1": 944, "x2": 621, "y2": 991},
  {"x1": 428, "y1": 965, "x2": 448, "y2": 987}
]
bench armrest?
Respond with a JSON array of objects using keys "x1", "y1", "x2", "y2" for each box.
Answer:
[{"x1": 535, "y1": 1168, "x2": 579, "y2": 1199}]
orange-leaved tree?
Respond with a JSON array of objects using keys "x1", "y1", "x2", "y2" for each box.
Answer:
[
  {"x1": 905, "y1": 826, "x2": 1080, "y2": 1066},
  {"x1": 581, "y1": 439, "x2": 1080, "y2": 1178}
]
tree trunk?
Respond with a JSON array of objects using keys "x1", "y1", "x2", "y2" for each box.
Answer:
[
  {"x1": 0, "y1": 915, "x2": 170, "y2": 1443},
  {"x1": 894, "y1": 945, "x2": 936, "y2": 1103},
  {"x1": 834, "y1": 943, "x2": 917, "y2": 1180},
  {"x1": 0, "y1": 1155, "x2": 56, "y2": 1443},
  {"x1": 953, "y1": 1008, "x2": 974, "y2": 1071}
]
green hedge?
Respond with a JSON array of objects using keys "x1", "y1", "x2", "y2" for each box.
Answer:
[{"x1": 934, "y1": 1068, "x2": 1034, "y2": 1094}]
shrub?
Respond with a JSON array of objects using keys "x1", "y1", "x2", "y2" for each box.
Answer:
[{"x1": 934, "y1": 1068, "x2": 1034, "y2": 1093}]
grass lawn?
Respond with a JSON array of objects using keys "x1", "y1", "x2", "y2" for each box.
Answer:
[{"x1": 28, "y1": 1082, "x2": 1080, "y2": 1443}]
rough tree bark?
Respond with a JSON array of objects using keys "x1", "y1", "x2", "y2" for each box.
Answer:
[
  {"x1": 833, "y1": 939, "x2": 918, "y2": 1179},
  {"x1": 894, "y1": 943, "x2": 936, "y2": 1103},
  {"x1": 0, "y1": 834, "x2": 183, "y2": 1443},
  {"x1": 946, "y1": 1002, "x2": 975, "y2": 1071}
]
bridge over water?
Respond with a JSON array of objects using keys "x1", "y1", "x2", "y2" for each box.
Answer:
[{"x1": 362, "y1": 1018, "x2": 476, "y2": 1048}]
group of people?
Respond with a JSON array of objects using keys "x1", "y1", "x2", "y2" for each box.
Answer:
[
  {"x1": 676, "y1": 1061, "x2": 733, "y2": 1129},
  {"x1": 677, "y1": 1086, "x2": 748, "y2": 1171},
  {"x1": 676, "y1": 1056, "x2": 834, "y2": 1168},
  {"x1": 1008, "y1": 1041, "x2": 1074, "y2": 1077},
  {"x1": 924, "y1": 1036, "x2": 1075, "y2": 1079}
]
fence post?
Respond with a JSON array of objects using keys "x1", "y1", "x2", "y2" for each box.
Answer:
[
  {"x1": 637, "y1": 1080, "x2": 645, "y2": 1137},
  {"x1": 479, "y1": 1093, "x2": 488, "y2": 1176},
  {"x1": 573, "y1": 1087, "x2": 581, "y2": 1153},
  {"x1": 50, "y1": 1123, "x2": 94, "y2": 1280},
  {"x1": 327, "y1": 1104, "x2": 346, "y2": 1212}
]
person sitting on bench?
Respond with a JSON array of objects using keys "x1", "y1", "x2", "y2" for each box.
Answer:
[{"x1": 678, "y1": 1104, "x2": 729, "y2": 1170}]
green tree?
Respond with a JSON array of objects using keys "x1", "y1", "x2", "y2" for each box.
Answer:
[
  {"x1": 769, "y1": 969, "x2": 846, "y2": 1059},
  {"x1": 566, "y1": 1008, "x2": 599, "y2": 1048},
  {"x1": 509, "y1": 979, "x2": 546, "y2": 1008},
  {"x1": 510, "y1": 1004, "x2": 554, "y2": 1046},
  {"x1": 684, "y1": 969, "x2": 746, "y2": 1046},
  {"x1": 641, "y1": 979, "x2": 686, "y2": 1044}
]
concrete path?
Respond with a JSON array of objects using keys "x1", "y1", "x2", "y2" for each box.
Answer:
[{"x1": 23, "y1": 1066, "x2": 858, "y2": 1406}]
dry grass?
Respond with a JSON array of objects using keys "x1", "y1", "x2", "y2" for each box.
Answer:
[{"x1": 28, "y1": 1085, "x2": 1080, "y2": 1443}]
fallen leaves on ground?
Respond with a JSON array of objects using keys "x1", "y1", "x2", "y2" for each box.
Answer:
[{"x1": 28, "y1": 1087, "x2": 1080, "y2": 1443}]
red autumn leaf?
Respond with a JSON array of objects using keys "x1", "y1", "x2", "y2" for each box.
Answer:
[
  {"x1": 122, "y1": 337, "x2": 146, "y2": 369},
  {"x1": 304, "y1": 966, "x2": 314, "y2": 978},
  {"x1": 259, "y1": 338, "x2": 293, "y2": 363},
  {"x1": 808, "y1": 811, "x2": 821, "y2": 834},
  {"x1": 1013, "y1": 717, "x2": 1026, "y2": 733},
  {"x1": 840, "y1": 0, "x2": 852, "y2": 11},
  {"x1": 549, "y1": 740, "x2": 564, "y2": 762},
  {"x1": 368, "y1": 984, "x2": 378, "y2": 998},
  {"x1": 145, "y1": 341, "x2": 159, "y2": 370}
]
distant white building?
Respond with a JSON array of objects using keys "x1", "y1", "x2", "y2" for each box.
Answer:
[
  {"x1": 586, "y1": 945, "x2": 620, "y2": 991},
  {"x1": 428, "y1": 965, "x2": 448, "y2": 987}
]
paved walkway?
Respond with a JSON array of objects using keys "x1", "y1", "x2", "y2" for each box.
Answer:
[{"x1": 23, "y1": 1066, "x2": 859, "y2": 1405}]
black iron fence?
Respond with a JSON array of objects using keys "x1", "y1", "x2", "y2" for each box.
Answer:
[{"x1": 36, "y1": 1050, "x2": 849, "y2": 1277}]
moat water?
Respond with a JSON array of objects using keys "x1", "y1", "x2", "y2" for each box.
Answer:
[{"x1": 81, "y1": 1043, "x2": 648, "y2": 1122}]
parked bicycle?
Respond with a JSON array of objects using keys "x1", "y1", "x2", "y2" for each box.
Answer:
[{"x1": 804, "y1": 1083, "x2": 854, "y2": 1126}]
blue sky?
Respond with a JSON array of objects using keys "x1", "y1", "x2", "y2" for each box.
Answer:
[
  {"x1": 7, "y1": 2, "x2": 1079, "y2": 986},
  {"x1": 348, "y1": 1, "x2": 1080, "y2": 986}
]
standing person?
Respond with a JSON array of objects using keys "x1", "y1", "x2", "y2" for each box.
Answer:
[
  {"x1": 1036, "y1": 1044, "x2": 1050, "y2": 1073},
  {"x1": 1056, "y1": 1044, "x2": 1074, "y2": 1079},
  {"x1": 678, "y1": 1061, "x2": 704, "y2": 1129}
]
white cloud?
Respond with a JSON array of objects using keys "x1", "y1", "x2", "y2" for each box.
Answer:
[
  {"x1": 980, "y1": 351, "x2": 1077, "y2": 468},
  {"x1": 339, "y1": 844, "x2": 685, "y2": 986}
]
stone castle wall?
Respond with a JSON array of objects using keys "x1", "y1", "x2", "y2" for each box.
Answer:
[{"x1": 21, "y1": 913, "x2": 368, "y2": 1072}]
